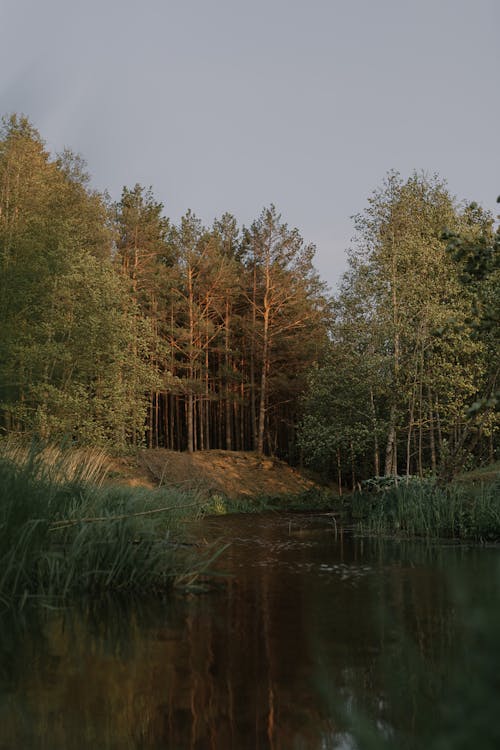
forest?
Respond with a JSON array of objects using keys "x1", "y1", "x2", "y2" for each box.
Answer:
[{"x1": 0, "y1": 114, "x2": 498, "y2": 485}]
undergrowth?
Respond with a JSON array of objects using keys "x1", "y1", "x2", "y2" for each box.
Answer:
[
  {"x1": 352, "y1": 477, "x2": 500, "y2": 541},
  {"x1": 0, "y1": 447, "x2": 217, "y2": 611},
  {"x1": 201, "y1": 487, "x2": 335, "y2": 515}
]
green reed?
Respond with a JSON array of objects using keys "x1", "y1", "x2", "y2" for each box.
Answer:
[
  {"x1": 353, "y1": 477, "x2": 500, "y2": 541},
  {"x1": 0, "y1": 449, "x2": 208, "y2": 610}
]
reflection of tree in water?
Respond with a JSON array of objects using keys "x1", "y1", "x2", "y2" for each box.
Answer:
[
  {"x1": 0, "y1": 520, "x2": 490, "y2": 750},
  {"x1": 132, "y1": 527, "x2": 464, "y2": 748}
]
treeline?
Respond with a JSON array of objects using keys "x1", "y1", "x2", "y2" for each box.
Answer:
[
  {"x1": 0, "y1": 115, "x2": 330, "y2": 458},
  {"x1": 1, "y1": 116, "x2": 497, "y2": 478},
  {"x1": 299, "y1": 172, "x2": 499, "y2": 485}
]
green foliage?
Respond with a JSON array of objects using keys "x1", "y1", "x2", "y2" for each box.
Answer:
[
  {"x1": 298, "y1": 347, "x2": 376, "y2": 477},
  {"x1": 0, "y1": 116, "x2": 161, "y2": 448},
  {"x1": 359, "y1": 475, "x2": 431, "y2": 493},
  {"x1": 443, "y1": 196, "x2": 500, "y2": 413},
  {"x1": 1, "y1": 114, "x2": 496, "y2": 471},
  {"x1": 300, "y1": 172, "x2": 498, "y2": 483}
]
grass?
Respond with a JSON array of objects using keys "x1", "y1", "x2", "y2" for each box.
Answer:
[
  {"x1": 0, "y1": 445, "x2": 217, "y2": 611},
  {"x1": 352, "y1": 476, "x2": 500, "y2": 541},
  {"x1": 0, "y1": 437, "x2": 111, "y2": 486},
  {"x1": 201, "y1": 486, "x2": 336, "y2": 515},
  {"x1": 455, "y1": 459, "x2": 500, "y2": 484}
]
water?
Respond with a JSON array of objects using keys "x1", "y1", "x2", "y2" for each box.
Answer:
[{"x1": 0, "y1": 513, "x2": 498, "y2": 749}]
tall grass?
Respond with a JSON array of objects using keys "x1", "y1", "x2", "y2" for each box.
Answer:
[
  {"x1": 352, "y1": 478, "x2": 500, "y2": 541},
  {"x1": 201, "y1": 487, "x2": 335, "y2": 515},
  {"x1": 0, "y1": 447, "x2": 211, "y2": 611},
  {"x1": 0, "y1": 437, "x2": 111, "y2": 486}
]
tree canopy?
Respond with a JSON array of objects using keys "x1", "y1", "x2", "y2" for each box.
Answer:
[
  {"x1": 0, "y1": 115, "x2": 330, "y2": 456},
  {"x1": 299, "y1": 172, "x2": 499, "y2": 484}
]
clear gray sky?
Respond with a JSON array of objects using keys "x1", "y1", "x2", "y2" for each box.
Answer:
[{"x1": 1, "y1": 0, "x2": 498, "y2": 289}]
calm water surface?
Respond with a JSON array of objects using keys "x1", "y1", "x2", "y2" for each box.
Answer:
[{"x1": 0, "y1": 513, "x2": 498, "y2": 749}]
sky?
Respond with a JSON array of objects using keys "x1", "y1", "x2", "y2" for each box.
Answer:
[{"x1": 0, "y1": 0, "x2": 498, "y2": 290}]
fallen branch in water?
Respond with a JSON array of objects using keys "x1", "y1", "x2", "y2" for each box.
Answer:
[{"x1": 48, "y1": 501, "x2": 203, "y2": 531}]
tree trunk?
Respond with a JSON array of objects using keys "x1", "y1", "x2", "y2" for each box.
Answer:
[
  {"x1": 186, "y1": 265, "x2": 194, "y2": 453},
  {"x1": 386, "y1": 228, "x2": 400, "y2": 478},
  {"x1": 187, "y1": 393, "x2": 194, "y2": 453},
  {"x1": 385, "y1": 406, "x2": 398, "y2": 476},
  {"x1": 406, "y1": 387, "x2": 416, "y2": 477},
  {"x1": 350, "y1": 441, "x2": 356, "y2": 490},
  {"x1": 369, "y1": 387, "x2": 380, "y2": 476},
  {"x1": 428, "y1": 388, "x2": 437, "y2": 473},
  {"x1": 250, "y1": 265, "x2": 257, "y2": 449},
  {"x1": 225, "y1": 302, "x2": 232, "y2": 450},
  {"x1": 257, "y1": 308, "x2": 270, "y2": 455}
]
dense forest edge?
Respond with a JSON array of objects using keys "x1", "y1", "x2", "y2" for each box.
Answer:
[
  {"x1": 0, "y1": 113, "x2": 498, "y2": 486},
  {"x1": 0, "y1": 113, "x2": 499, "y2": 611}
]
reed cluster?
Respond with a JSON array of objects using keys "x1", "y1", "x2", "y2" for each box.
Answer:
[
  {"x1": 353, "y1": 478, "x2": 500, "y2": 541},
  {"x1": 0, "y1": 447, "x2": 209, "y2": 611}
]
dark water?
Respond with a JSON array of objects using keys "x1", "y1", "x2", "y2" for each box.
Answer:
[{"x1": 0, "y1": 513, "x2": 498, "y2": 750}]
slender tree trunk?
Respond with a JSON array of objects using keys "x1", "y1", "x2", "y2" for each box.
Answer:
[
  {"x1": 250, "y1": 264, "x2": 257, "y2": 449},
  {"x1": 385, "y1": 228, "x2": 400, "y2": 477},
  {"x1": 187, "y1": 265, "x2": 194, "y2": 453},
  {"x1": 350, "y1": 441, "x2": 356, "y2": 490},
  {"x1": 194, "y1": 397, "x2": 199, "y2": 451},
  {"x1": 203, "y1": 341, "x2": 209, "y2": 449},
  {"x1": 406, "y1": 388, "x2": 416, "y2": 477},
  {"x1": 148, "y1": 395, "x2": 153, "y2": 448},
  {"x1": 233, "y1": 400, "x2": 240, "y2": 451},
  {"x1": 225, "y1": 302, "x2": 232, "y2": 450},
  {"x1": 240, "y1": 369, "x2": 245, "y2": 450},
  {"x1": 175, "y1": 396, "x2": 181, "y2": 450},
  {"x1": 385, "y1": 406, "x2": 398, "y2": 476},
  {"x1": 418, "y1": 389, "x2": 423, "y2": 477},
  {"x1": 436, "y1": 399, "x2": 443, "y2": 454},
  {"x1": 428, "y1": 388, "x2": 437, "y2": 473},
  {"x1": 369, "y1": 387, "x2": 380, "y2": 476},
  {"x1": 164, "y1": 395, "x2": 169, "y2": 449},
  {"x1": 187, "y1": 393, "x2": 193, "y2": 453},
  {"x1": 257, "y1": 309, "x2": 270, "y2": 455}
]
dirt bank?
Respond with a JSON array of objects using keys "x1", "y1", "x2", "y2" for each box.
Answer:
[{"x1": 110, "y1": 449, "x2": 316, "y2": 499}]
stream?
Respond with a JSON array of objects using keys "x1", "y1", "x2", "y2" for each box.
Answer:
[{"x1": 0, "y1": 512, "x2": 498, "y2": 749}]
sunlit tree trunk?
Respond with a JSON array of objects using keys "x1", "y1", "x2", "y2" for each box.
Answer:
[
  {"x1": 370, "y1": 387, "x2": 380, "y2": 476},
  {"x1": 257, "y1": 302, "x2": 270, "y2": 455},
  {"x1": 428, "y1": 390, "x2": 437, "y2": 473}
]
